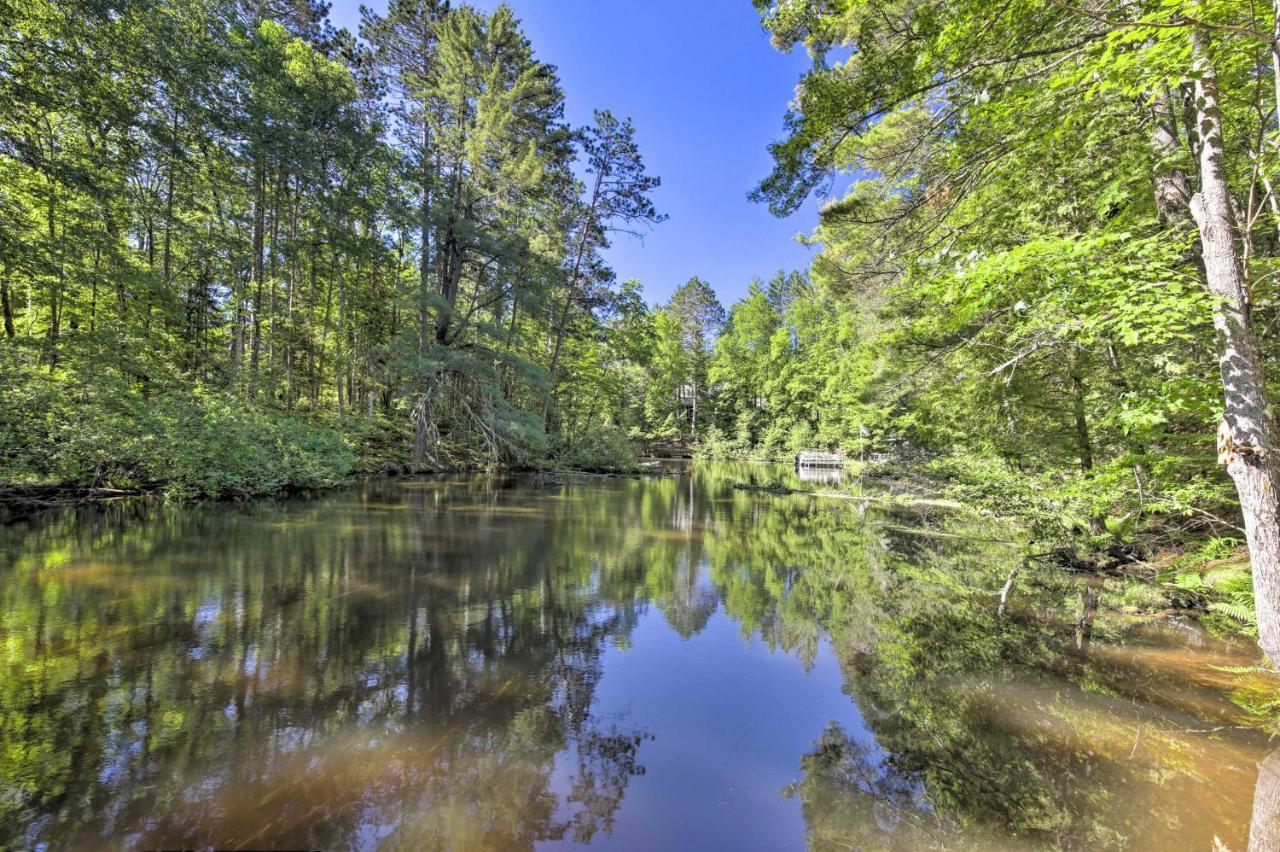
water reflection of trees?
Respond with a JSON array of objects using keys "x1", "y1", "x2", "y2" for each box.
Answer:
[
  {"x1": 0, "y1": 478, "x2": 661, "y2": 849},
  {"x1": 691, "y1": 469, "x2": 1273, "y2": 850},
  {"x1": 782, "y1": 722, "x2": 947, "y2": 851},
  {"x1": 1, "y1": 464, "x2": 1274, "y2": 849}
]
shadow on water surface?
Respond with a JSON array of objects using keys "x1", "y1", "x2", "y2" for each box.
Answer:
[{"x1": 0, "y1": 462, "x2": 1276, "y2": 850}]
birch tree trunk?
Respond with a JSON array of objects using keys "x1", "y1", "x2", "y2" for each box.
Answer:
[{"x1": 1188, "y1": 27, "x2": 1280, "y2": 667}]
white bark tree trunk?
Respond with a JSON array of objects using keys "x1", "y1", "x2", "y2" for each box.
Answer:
[{"x1": 1189, "y1": 27, "x2": 1280, "y2": 667}]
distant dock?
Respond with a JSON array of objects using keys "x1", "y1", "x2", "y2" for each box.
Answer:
[{"x1": 795, "y1": 451, "x2": 845, "y2": 468}]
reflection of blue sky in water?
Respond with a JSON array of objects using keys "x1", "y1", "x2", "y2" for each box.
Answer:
[{"x1": 543, "y1": 601, "x2": 884, "y2": 851}]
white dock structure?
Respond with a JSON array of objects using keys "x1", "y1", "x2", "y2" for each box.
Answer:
[{"x1": 795, "y1": 450, "x2": 845, "y2": 468}]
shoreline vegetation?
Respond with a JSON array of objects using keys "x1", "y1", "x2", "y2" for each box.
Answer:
[
  {"x1": 11, "y1": 444, "x2": 1278, "y2": 739},
  {"x1": 2, "y1": 427, "x2": 1258, "y2": 654},
  {"x1": 713, "y1": 448, "x2": 1262, "y2": 632}
]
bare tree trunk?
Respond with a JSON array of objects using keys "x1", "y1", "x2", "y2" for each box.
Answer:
[
  {"x1": 1123, "y1": 0, "x2": 1193, "y2": 227},
  {"x1": 231, "y1": 257, "x2": 244, "y2": 374},
  {"x1": 435, "y1": 229, "x2": 462, "y2": 344},
  {"x1": 316, "y1": 249, "x2": 335, "y2": 407},
  {"x1": 412, "y1": 131, "x2": 437, "y2": 455},
  {"x1": 162, "y1": 109, "x2": 177, "y2": 300},
  {"x1": 267, "y1": 167, "x2": 283, "y2": 373},
  {"x1": 691, "y1": 378, "x2": 699, "y2": 439},
  {"x1": 284, "y1": 175, "x2": 299, "y2": 407},
  {"x1": 418, "y1": 124, "x2": 432, "y2": 359},
  {"x1": 1272, "y1": 9, "x2": 1280, "y2": 154},
  {"x1": 544, "y1": 169, "x2": 605, "y2": 426},
  {"x1": 1069, "y1": 351, "x2": 1105, "y2": 536},
  {"x1": 1, "y1": 268, "x2": 14, "y2": 340},
  {"x1": 1070, "y1": 362, "x2": 1093, "y2": 474},
  {"x1": 335, "y1": 249, "x2": 346, "y2": 416},
  {"x1": 433, "y1": 153, "x2": 465, "y2": 346},
  {"x1": 249, "y1": 153, "x2": 266, "y2": 394},
  {"x1": 1147, "y1": 87, "x2": 1193, "y2": 224},
  {"x1": 46, "y1": 187, "x2": 61, "y2": 370},
  {"x1": 1189, "y1": 27, "x2": 1280, "y2": 667}
]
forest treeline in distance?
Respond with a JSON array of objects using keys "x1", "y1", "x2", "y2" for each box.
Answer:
[{"x1": 6, "y1": 2, "x2": 1280, "y2": 655}]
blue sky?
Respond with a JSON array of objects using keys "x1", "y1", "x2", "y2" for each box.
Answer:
[{"x1": 327, "y1": 0, "x2": 822, "y2": 307}]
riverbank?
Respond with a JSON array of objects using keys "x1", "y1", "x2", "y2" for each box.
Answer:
[
  {"x1": 1, "y1": 378, "x2": 645, "y2": 505},
  {"x1": 709, "y1": 450, "x2": 1265, "y2": 645},
  {"x1": 6, "y1": 410, "x2": 1260, "y2": 649}
]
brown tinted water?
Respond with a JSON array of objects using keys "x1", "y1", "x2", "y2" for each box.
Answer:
[{"x1": 0, "y1": 462, "x2": 1276, "y2": 850}]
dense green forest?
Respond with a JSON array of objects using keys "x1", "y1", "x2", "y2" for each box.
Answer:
[
  {"x1": 6, "y1": 0, "x2": 1280, "y2": 658},
  {"x1": 0, "y1": 0, "x2": 675, "y2": 494}
]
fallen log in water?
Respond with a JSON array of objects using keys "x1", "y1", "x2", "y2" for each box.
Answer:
[
  {"x1": 732, "y1": 482, "x2": 797, "y2": 495},
  {"x1": 0, "y1": 485, "x2": 150, "y2": 508}
]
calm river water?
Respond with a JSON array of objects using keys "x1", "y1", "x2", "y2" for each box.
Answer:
[{"x1": 1, "y1": 462, "x2": 1276, "y2": 850}]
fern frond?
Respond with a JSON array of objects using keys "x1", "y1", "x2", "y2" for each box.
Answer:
[{"x1": 1208, "y1": 601, "x2": 1257, "y2": 624}]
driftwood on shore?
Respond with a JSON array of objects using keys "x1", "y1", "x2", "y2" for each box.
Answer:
[
  {"x1": 732, "y1": 482, "x2": 798, "y2": 495},
  {"x1": 0, "y1": 485, "x2": 154, "y2": 523},
  {"x1": 0, "y1": 485, "x2": 149, "y2": 508},
  {"x1": 732, "y1": 478, "x2": 961, "y2": 508},
  {"x1": 554, "y1": 466, "x2": 671, "y2": 480}
]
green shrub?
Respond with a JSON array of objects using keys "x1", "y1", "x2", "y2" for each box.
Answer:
[
  {"x1": 553, "y1": 422, "x2": 638, "y2": 472},
  {"x1": 1, "y1": 367, "x2": 355, "y2": 498},
  {"x1": 695, "y1": 425, "x2": 736, "y2": 459},
  {"x1": 786, "y1": 422, "x2": 815, "y2": 455}
]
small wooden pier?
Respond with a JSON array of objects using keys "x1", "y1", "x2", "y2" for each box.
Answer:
[{"x1": 795, "y1": 450, "x2": 845, "y2": 468}]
